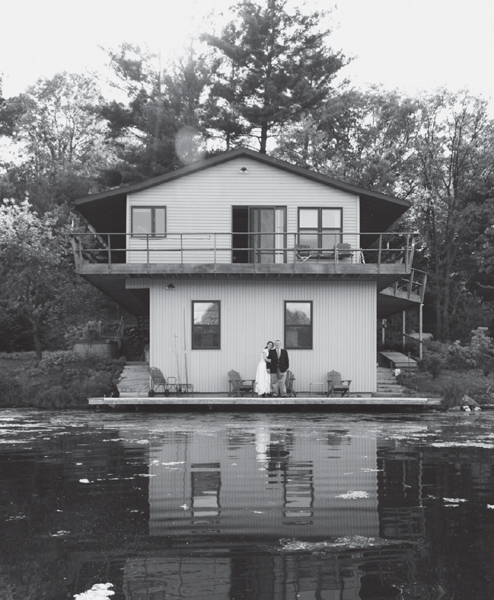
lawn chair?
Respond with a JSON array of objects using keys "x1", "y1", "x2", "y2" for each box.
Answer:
[
  {"x1": 228, "y1": 370, "x2": 255, "y2": 397},
  {"x1": 295, "y1": 244, "x2": 313, "y2": 261},
  {"x1": 148, "y1": 367, "x2": 167, "y2": 397},
  {"x1": 327, "y1": 370, "x2": 352, "y2": 397},
  {"x1": 336, "y1": 243, "x2": 353, "y2": 259},
  {"x1": 286, "y1": 370, "x2": 296, "y2": 397}
]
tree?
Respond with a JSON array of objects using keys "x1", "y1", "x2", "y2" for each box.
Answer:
[
  {"x1": 100, "y1": 43, "x2": 211, "y2": 182},
  {"x1": 0, "y1": 73, "x2": 111, "y2": 212},
  {"x1": 0, "y1": 200, "x2": 79, "y2": 360},
  {"x1": 410, "y1": 90, "x2": 494, "y2": 339},
  {"x1": 274, "y1": 87, "x2": 421, "y2": 196},
  {"x1": 202, "y1": 0, "x2": 346, "y2": 153}
]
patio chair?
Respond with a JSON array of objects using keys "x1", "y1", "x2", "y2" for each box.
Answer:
[
  {"x1": 327, "y1": 370, "x2": 352, "y2": 397},
  {"x1": 228, "y1": 370, "x2": 255, "y2": 397},
  {"x1": 336, "y1": 243, "x2": 353, "y2": 259},
  {"x1": 148, "y1": 367, "x2": 167, "y2": 397},
  {"x1": 295, "y1": 244, "x2": 314, "y2": 261},
  {"x1": 286, "y1": 370, "x2": 296, "y2": 397}
]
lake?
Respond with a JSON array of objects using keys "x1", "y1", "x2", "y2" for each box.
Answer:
[{"x1": 1, "y1": 408, "x2": 494, "y2": 599}]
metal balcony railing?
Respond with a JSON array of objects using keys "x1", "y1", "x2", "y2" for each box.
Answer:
[{"x1": 71, "y1": 232, "x2": 417, "y2": 272}]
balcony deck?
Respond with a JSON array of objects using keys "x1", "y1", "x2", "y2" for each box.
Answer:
[{"x1": 72, "y1": 231, "x2": 426, "y2": 316}]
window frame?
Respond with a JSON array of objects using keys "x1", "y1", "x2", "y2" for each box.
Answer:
[
  {"x1": 297, "y1": 207, "x2": 343, "y2": 251},
  {"x1": 284, "y1": 300, "x2": 313, "y2": 350},
  {"x1": 131, "y1": 206, "x2": 167, "y2": 237},
  {"x1": 191, "y1": 300, "x2": 221, "y2": 350}
]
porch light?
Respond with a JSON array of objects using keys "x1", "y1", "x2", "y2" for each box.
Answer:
[
  {"x1": 165, "y1": 283, "x2": 176, "y2": 291},
  {"x1": 239, "y1": 167, "x2": 248, "y2": 173}
]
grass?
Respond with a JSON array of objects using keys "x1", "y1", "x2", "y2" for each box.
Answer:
[
  {"x1": 398, "y1": 368, "x2": 494, "y2": 406},
  {"x1": 0, "y1": 353, "x2": 124, "y2": 409}
]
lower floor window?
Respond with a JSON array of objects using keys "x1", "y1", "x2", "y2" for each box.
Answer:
[
  {"x1": 285, "y1": 301, "x2": 312, "y2": 349},
  {"x1": 192, "y1": 301, "x2": 220, "y2": 349}
]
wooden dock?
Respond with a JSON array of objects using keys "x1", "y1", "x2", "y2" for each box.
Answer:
[{"x1": 88, "y1": 395, "x2": 442, "y2": 410}]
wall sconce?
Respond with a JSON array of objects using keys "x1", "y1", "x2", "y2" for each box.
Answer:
[
  {"x1": 239, "y1": 166, "x2": 248, "y2": 173},
  {"x1": 165, "y1": 283, "x2": 176, "y2": 291}
]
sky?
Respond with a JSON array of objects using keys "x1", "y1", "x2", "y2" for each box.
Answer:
[{"x1": 1, "y1": 0, "x2": 494, "y2": 105}]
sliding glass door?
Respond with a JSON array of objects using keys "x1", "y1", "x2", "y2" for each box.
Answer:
[{"x1": 249, "y1": 207, "x2": 286, "y2": 263}]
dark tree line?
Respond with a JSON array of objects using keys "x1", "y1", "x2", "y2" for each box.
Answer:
[{"x1": 1, "y1": 0, "x2": 494, "y2": 351}]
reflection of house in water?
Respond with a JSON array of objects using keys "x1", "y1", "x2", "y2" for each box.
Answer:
[
  {"x1": 377, "y1": 440, "x2": 426, "y2": 539},
  {"x1": 107, "y1": 423, "x2": 428, "y2": 599},
  {"x1": 148, "y1": 426, "x2": 380, "y2": 539}
]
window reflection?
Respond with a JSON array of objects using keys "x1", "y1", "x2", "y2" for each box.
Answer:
[
  {"x1": 283, "y1": 462, "x2": 314, "y2": 525},
  {"x1": 191, "y1": 462, "x2": 221, "y2": 522}
]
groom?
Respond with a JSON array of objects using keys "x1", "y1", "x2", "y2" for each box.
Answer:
[{"x1": 268, "y1": 339, "x2": 289, "y2": 397}]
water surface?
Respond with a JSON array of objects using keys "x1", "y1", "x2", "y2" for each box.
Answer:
[{"x1": 1, "y1": 409, "x2": 494, "y2": 599}]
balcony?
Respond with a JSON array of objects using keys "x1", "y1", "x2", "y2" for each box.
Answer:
[{"x1": 72, "y1": 232, "x2": 424, "y2": 315}]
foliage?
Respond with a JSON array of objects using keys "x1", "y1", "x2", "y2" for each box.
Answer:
[
  {"x1": 409, "y1": 91, "x2": 494, "y2": 340},
  {"x1": 0, "y1": 200, "x2": 71, "y2": 360},
  {"x1": 441, "y1": 379, "x2": 467, "y2": 409},
  {"x1": 275, "y1": 87, "x2": 421, "y2": 196},
  {"x1": 0, "y1": 73, "x2": 112, "y2": 212},
  {"x1": 0, "y1": 354, "x2": 125, "y2": 408},
  {"x1": 398, "y1": 367, "x2": 494, "y2": 405},
  {"x1": 38, "y1": 350, "x2": 79, "y2": 369},
  {"x1": 202, "y1": 0, "x2": 346, "y2": 153},
  {"x1": 100, "y1": 43, "x2": 210, "y2": 182},
  {"x1": 418, "y1": 341, "x2": 449, "y2": 378},
  {"x1": 447, "y1": 327, "x2": 494, "y2": 375}
]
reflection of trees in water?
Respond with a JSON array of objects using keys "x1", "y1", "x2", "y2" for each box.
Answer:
[{"x1": 1, "y1": 429, "x2": 150, "y2": 599}]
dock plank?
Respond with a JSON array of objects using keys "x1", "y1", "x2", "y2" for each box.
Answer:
[{"x1": 88, "y1": 396, "x2": 440, "y2": 408}]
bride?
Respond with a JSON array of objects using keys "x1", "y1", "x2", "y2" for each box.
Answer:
[{"x1": 255, "y1": 341, "x2": 273, "y2": 397}]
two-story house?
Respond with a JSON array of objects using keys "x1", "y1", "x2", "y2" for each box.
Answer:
[{"x1": 74, "y1": 148, "x2": 424, "y2": 395}]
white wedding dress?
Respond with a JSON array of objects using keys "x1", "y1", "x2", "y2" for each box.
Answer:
[{"x1": 255, "y1": 348, "x2": 271, "y2": 396}]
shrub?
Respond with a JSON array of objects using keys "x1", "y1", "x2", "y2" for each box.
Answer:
[
  {"x1": 0, "y1": 373, "x2": 24, "y2": 406},
  {"x1": 441, "y1": 379, "x2": 466, "y2": 409},
  {"x1": 419, "y1": 341, "x2": 449, "y2": 378},
  {"x1": 33, "y1": 385, "x2": 71, "y2": 408},
  {"x1": 38, "y1": 351, "x2": 79, "y2": 369},
  {"x1": 447, "y1": 327, "x2": 494, "y2": 375}
]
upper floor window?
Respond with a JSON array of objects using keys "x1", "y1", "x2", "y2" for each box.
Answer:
[
  {"x1": 192, "y1": 301, "x2": 220, "y2": 349},
  {"x1": 131, "y1": 207, "x2": 166, "y2": 236},
  {"x1": 298, "y1": 208, "x2": 342, "y2": 250},
  {"x1": 285, "y1": 301, "x2": 312, "y2": 349}
]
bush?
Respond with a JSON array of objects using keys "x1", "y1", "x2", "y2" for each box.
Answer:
[
  {"x1": 447, "y1": 327, "x2": 494, "y2": 375},
  {"x1": 441, "y1": 379, "x2": 466, "y2": 409},
  {"x1": 38, "y1": 351, "x2": 79, "y2": 369},
  {"x1": 419, "y1": 341, "x2": 449, "y2": 378},
  {"x1": 0, "y1": 372, "x2": 24, "y2": 406}
]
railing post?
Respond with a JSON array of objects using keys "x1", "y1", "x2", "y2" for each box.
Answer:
[
  {"x1": 214, "y1": 233, "x2": 217, "y2": 265},
  {"x1": 407, "y1": 269, "x2": 415, "y2": 299},
  {"x1": 107, "y1": 234, "x2": 111, "y2": 271},
  {"x1": 180, "y1": 234, "x2": 184, "y2": 266},
  {"x1": 377, "y1": 235, "x2": 382, "y2": 272}
]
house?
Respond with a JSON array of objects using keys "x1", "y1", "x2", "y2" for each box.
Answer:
[{"x1": 74, "y1": 148, "x2": 425, "y2": 395}]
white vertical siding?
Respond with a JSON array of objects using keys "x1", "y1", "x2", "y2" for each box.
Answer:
[
  {"x1": 127, "y1": 278, "x2": 377, "y2": 393},
  {"x1": 126, "y1": 157, "x2": 359, "y2": 263}
]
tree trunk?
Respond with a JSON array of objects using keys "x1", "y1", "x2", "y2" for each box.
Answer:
[{"x1": 259, "y1": 124, "x2": 268, "y2": 154}]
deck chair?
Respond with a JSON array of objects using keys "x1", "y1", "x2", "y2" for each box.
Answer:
[
  {"x1": 228, "y1": 370, "x2": 255, "y2": 397},
  {"x1": 327, "y1": 370, "x2": 352, "y2": 397},
  {"x1": 336, "y1": 243, "x2": 353, "y2": 259},
  {"x1": 295, "y1": 244, "x2": 313, "y2": 261},
  {"x1": 148, "y1": 367, "x2": 167, "y2": 397},
  {"x1": 285, "y1": 370, "x2": 296, "y2": 397}
]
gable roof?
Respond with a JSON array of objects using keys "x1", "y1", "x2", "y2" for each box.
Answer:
[{"x1": 75, "y1": 148, "x2": 410, "y2": 235}]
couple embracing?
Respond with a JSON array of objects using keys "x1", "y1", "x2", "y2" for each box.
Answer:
[{"x1": 255, "y1": 340, "x2": 289, "y2": 397}]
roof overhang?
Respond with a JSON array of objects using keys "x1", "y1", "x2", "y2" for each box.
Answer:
[{"x1": 75, "y1": 149, "x2": 410, "y2": 237}]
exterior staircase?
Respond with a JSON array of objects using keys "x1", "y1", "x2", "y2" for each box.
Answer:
[
  {"x1": 117, "y1": 363, "x2": 149, "y2": 398},
  {"x1": 375, "y1": 367, "x2": 410, "y2": 397}
]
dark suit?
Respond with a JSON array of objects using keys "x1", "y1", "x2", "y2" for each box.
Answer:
[{"x1": 268, "y1": 348, "x2": 289, "y2": 395}]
